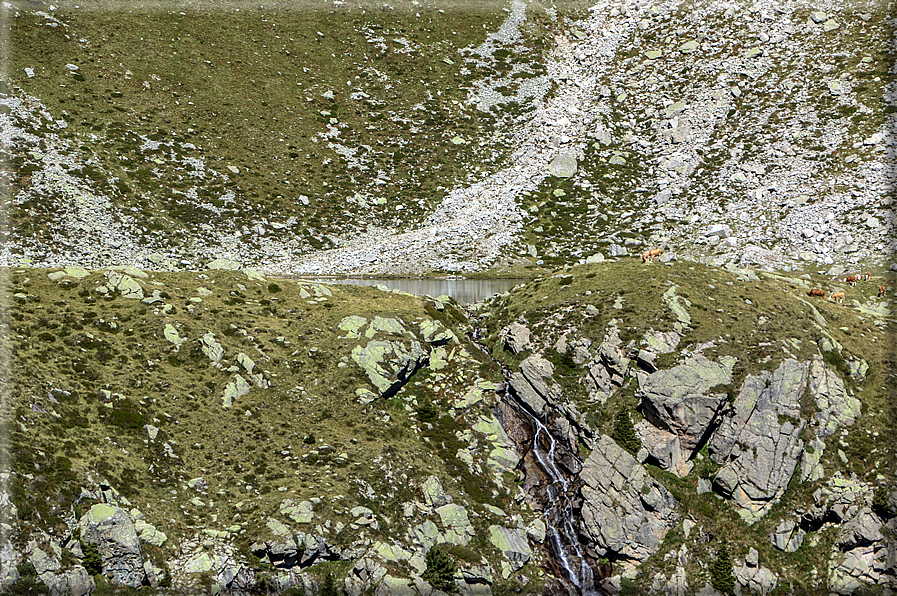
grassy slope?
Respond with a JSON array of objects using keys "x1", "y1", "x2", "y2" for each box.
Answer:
[
  {"x1": 3, "y1": 264, "x2": 547, "y2": 589},
  {"x1": 477, "y1": 258, "x2": 896, "y2": 591},
  {"x1": 6, "y1": 0, "x2": 561, "y2": 253}
]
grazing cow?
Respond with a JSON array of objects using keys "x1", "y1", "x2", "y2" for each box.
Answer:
[
  {"x1": 844, "y1": 276, "x2": 858, "y2": 286},
  {"x1": 641, "y1": 248, "x2": 663, "y2": 263},
  {"x1": 831, "y1": 291, "x2": 845, "y2": 303},
  {"x1": 880, "y1": 286, "x2": 887, "y2": 298},
  {"x1": 807, "y1": 288, "x2": 825, "y2": 298},
  {"x1": 861, "y1": 272, "x2": 872, "y2": 281}
]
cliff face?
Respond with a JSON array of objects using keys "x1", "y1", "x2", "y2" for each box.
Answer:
[{"x1": 1, "y1": 259, "x2": 893, "y2": 595}]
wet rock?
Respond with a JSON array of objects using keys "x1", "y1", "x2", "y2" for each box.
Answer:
[
  {"x1": 638, "y1": 355, "x2": 735, "y2": 456},
  {"x1": 709, "y1": 360, "x2": 808, "y2": 523},
  {"x1": 579, "y1": 435, "x2": 679, "y2": 562},
  {"x1": 78, "y1": 504, "x2": 146, "y2": 587}
]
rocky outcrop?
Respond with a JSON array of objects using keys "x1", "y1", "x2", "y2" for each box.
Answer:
[
  {"x1": 638, "y1": 354, "x2": 736, "y2": 457},
  {"x1": 734, "y1": 548, "x2": 777, "y2": 596},
  {"x1": 78, "y1": 504, "x2": 146, "y2": 587},
  {"x1": 579, "y1": 435, "x2": 679, "y2": 563},
  {"x1": 584, "y1": 325, "x2": 630, "y2": 403},
  {"x1": 709, "y1": 360, "x2": 807, "y2": 523},
  {"x1": 829, "y1": 508, "x2": 894, "y2": 593},
  {"x1": 508, "y1": 354, "x2": 561, "y2": 417}
]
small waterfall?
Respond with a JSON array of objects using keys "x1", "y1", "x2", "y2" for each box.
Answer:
[{"x1": 465, "y1": 310, "x2": 603, "y2": 595}]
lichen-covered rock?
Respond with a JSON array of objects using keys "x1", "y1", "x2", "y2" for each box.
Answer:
[
  {"x1": 579, "y1": 435, "x2": 679, "y2": 562},
  {"x1": 709, "y1": 360, "x2": 807, "y2": 523},
  {"x1": 419, "y1": 319, "x2": 457, "y2": 346},
  {"x1": 422, "y1": 476, "x2": 452, "y2": 508},
  {"x1": 351, "y1": 340, "x2": 429, "y2": 397},
  {"x1": 78, "y1": 504, "x2": 146, "y2": 587},
  {"x1": 487, "y1": 526, "x2": 531, "y2": 571},
  {"x1": 435, "y1": 504, "x2": 474, "y2": 546},
  {"x1": 638, "y1": 354, "x2": 735, "y2": 456},
  {"x1": 635, "y1": 421, "x2": 692, "y2": 478},
  {"x1": 200, "y1": 332, "x2": 225, "y2": 364},
  {"x1": 103, "y1": 271, "x2": 144, "y2": 299}
]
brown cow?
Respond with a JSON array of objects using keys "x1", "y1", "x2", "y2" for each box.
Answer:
[
  {"x1": 831, "y1": 291, "x2": 845, "y2": 303},
  {"x1": 861, "y1": 271, "x2": 872, "y2": 281},
  {"x1": 880, "y1": 286, "x2": 887, "y2": 298},
  {"x1": 807, "y1": 288, "x2": 825, "y2": 298},
  {"x1": 641, "y1": 248, "x2": 663, "y2": 263},
  {"x1": 844, "y1": 276, "x2": 858, "y2": 286}
]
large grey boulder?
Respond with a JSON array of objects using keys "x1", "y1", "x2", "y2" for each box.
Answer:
[
  {"x1": 579, "y1": 435, "x2": 679, "y2": 562},
  {"x1": 548, "y1": 152, "x2": 577, "y2": 178},
  {"x1": 709, "y1": 360, "x2": 808, "y2": 523},
  {"x1": 635, "y1": 421, "x2": 692, "y2": 477},
  {"x1": 499, "y1": 323, "x2": 532, "y2": 355},
  {"x1": 828, "y1": 511, "x2": 894, "y2": 594},
  {"x1": 508, "y1": 354, "x2": 562, "y2": 416},
  {"x1": 638, "y1": 355, "x2": 735, "y2": 456},
  {"x1": 78, "y1": 503, "x2": 146, "y2": 587}
]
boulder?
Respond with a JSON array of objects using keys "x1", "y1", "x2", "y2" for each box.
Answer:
[
  {"x1": 579, "y1": 435, "x2": 679, "y2": 561},
  {"x1": 103, "y1": 271, "x2": 144, "y2": 299},
  {"x1": 548, "y1": 152, "x2": 577, "y2": 178},
  {"x1": 42, "y1": 567, "x2": 95, "y2": 596},
  {"x1": 422, "y1": 476, "x2": 452, "y2": 508},
  {"x1": 770, "y1": 520, "x2": 805, "y2": 552},
  {"x1": 499, "y1": 323, "x2": 532, "y2": 355},
  {"x1": 635, "y1": 421, "x2": 692, "y2": 477},
  {"x1": 638, "y1": 355, "x2": 735, "y2": 456},
  {"x1": 351, "y1": 340, "x2": 429, "y2": 397},
  {"x1": 828, "y1": 513, "x2": 895, "y2": 594},
  {"x1": 78, "y1": 504, "x2": 146, "y2": 587},
  {"x1": 709, "y1": 360, "x2": 808, "y2": 523},
  {"x1": 584, "y1": 325, "x2": 630, "y2": 403},
  {"x1": 487, "y1": 526, "x2": 531, "y2": 571},
  {"x1": 734, "y1": 548, "x2": 777, "y2": 595}
]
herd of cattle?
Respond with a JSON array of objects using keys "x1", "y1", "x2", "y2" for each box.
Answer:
[
  {"x1": 638, "y1": 249, "x2": 889, "y2": 304},
  {"x1": 806, "y1": 272, "x2": 889, "y2": 304}
]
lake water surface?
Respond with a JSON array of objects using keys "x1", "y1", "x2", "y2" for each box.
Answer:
[{"x1": 292, "y1": 277, "x2": 527, "y2": 304}]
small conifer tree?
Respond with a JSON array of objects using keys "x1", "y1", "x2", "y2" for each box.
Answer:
[
  {"x1": 612, "y1": 409, "x2": 641, "y2": 454},
  {"x1": 422, "y1": 546, "x2": 458, "y2": 594},
  {"x1": 710, "y1": 542, "x2": 735, "y2": 594},
  {"x1": 319, "y1": 570, "x2": 340, "y2": 596}
]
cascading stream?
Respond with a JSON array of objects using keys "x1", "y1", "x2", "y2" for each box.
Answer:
[{"x1": 469, "y1": 312, "x2": 601, "y2": 595}]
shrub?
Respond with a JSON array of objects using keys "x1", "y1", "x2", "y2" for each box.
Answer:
[
  {"x1": 319, "y1": 570, "x2": 340, "y2": 596},
  {"x1": 612, "y1": 409, "x2": 641, "y2": 454},
  {"x1": 422, "y1": 546, "x2": 458, "y2": 594},
  {"x1": 82, "y1": 541, "x2": 103, "y2": 575},
  {"x1": 710, "y1": 543, "x2": 735, "y2": 594}
]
